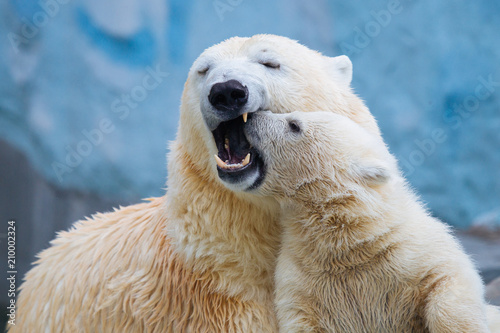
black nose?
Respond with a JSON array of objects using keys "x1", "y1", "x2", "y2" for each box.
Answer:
[{"x1": 208, "y1": 80, "x2": 248, "y2": 111}]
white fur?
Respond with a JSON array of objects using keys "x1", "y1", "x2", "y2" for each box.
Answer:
[
  {"x1": 245, "y1": 111, "x2": 499, "y2": 332},
  {"x1": 10, "y1": 35, "x2": 382, "y2": 332}
]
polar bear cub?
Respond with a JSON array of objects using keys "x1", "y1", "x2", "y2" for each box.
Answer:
[{"x1": 244, "y1": 111, "x2": 500, "y2": 332}]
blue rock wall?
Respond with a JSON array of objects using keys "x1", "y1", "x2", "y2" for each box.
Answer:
[{"x1": 1, "y1": 0, "x2": 499, "y2": 227}]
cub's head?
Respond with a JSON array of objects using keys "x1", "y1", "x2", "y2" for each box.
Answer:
[
  {"x1": 243, "y1": 111, "x2": 396, "y2": 201},
  {"x1": 176, "y1": 34, "x2": 379, "y2": 193}
]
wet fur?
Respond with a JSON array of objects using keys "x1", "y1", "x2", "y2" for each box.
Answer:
[
  {"x1": 14, "y1": 197, "x2": 277, "y2": 332},
  {"x1": 248, "y1": 112, "x2": 499, "y2": 332},
  {"x1": 10, "y1": 35, "x2": 381, "y2": 332}
]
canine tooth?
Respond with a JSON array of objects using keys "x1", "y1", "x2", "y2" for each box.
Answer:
[
  {"x1": 224, "y1": 137, "x2": 229, "y2": 150},
  {"x1": 242, "y1": 113, "x2": 248, "y2": 123},
  {"x1": 242, "y1": 153, "x2": 251, "y2": 166},
  {"x1": 214, "y1": 155, "x2": 227, "y2": 169}
]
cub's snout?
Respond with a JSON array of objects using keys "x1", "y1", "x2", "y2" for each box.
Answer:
[
  {"x1": 245, "y1": 111, "x2": 302, "y2": 147},
  {"x1": 244, "y1": 111, "x2": 279, "y2": 148}
]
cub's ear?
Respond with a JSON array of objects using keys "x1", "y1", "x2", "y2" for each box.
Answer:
[
  {"x1": 326, "y1": 55, "x2": 352, "y2": 86},
  {"x1": 353, "y1": 160, "x2": 391, "y2": 186}
]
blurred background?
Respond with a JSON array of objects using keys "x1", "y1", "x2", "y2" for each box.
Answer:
[{"x1": 1, "y1": 0, "x2": 499, "y2": 322}]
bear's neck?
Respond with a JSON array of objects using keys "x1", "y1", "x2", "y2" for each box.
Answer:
[
  {"x1": 281, "y1": 181, "x2": 412, "y2": 272},
  {"x1": 165, "y1": 140, "x2": 281, "y2": 302}
]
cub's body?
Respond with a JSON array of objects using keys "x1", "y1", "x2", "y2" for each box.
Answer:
[
  {"x1": 244, "y1": 111, "x2": 499, "y2": 332},
  {"x1": 276, "y1": 194, "x2": 485, "y2": 332}
]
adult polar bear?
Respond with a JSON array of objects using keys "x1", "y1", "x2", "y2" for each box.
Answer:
[{"x1": 11, "y1": 35, "x2": 379, "y2": 332}]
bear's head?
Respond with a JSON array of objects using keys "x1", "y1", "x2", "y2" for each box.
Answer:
[
  {"x1": 243, "y1": 111, "x2": 397, "y2": 202},
  {"x1": 175, "y1": 34, "x2": 380, "y2": 193}
]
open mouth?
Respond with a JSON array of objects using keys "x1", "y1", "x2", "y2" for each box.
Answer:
[{"x1": 212, "y1": 113, "x2": 265, "y2": 189}]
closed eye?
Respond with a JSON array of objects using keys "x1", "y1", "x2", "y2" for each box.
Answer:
[
  {"x1": 259, "y1": 60, "x2": 280, "y2": 69},
  {"x1": 197, "y1": 66, "x2": 209, "y2": 75}
]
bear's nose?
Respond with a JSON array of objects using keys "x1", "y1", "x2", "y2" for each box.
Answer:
[{"x1": 209, "y1": 80, "x2": 248, "y2": 112}]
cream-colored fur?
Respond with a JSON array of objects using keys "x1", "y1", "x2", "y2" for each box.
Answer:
[
  {"x1": 10, "y1": 35, "x2": 380, "y2": 332},
  {"x1": 244, "y1": 111, "x2": 500, "y2": 332}
]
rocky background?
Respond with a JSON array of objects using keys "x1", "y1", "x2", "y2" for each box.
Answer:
[{"x1": 1, "y1": 0, "x2": 499, "y2": 324}]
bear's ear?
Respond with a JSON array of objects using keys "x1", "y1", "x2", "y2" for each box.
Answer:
[
  {"x1": 353, "y1": 160, "x2": 391, "y2": 186},
  {"x1": 326, "y1": 55, "x2": 353, "y2": 86}
]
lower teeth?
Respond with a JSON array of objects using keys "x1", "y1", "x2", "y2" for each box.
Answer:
[{"x1": 214, "y1": 153, "x2": 251, "y2": 169}]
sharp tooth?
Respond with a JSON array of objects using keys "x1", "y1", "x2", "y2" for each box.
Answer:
[
  {"x1": 214, "y1": 155, "x2": 228, "y2": 169},
  {"x1": 242, "y1": 113, "x2": 248, "y2": 123},
  {"x1": 242, "y1": 153, "x2": 251, "y2": 166},
  {"x1": 224, "y1": 137, "x2": 229, "y2": 150}
]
